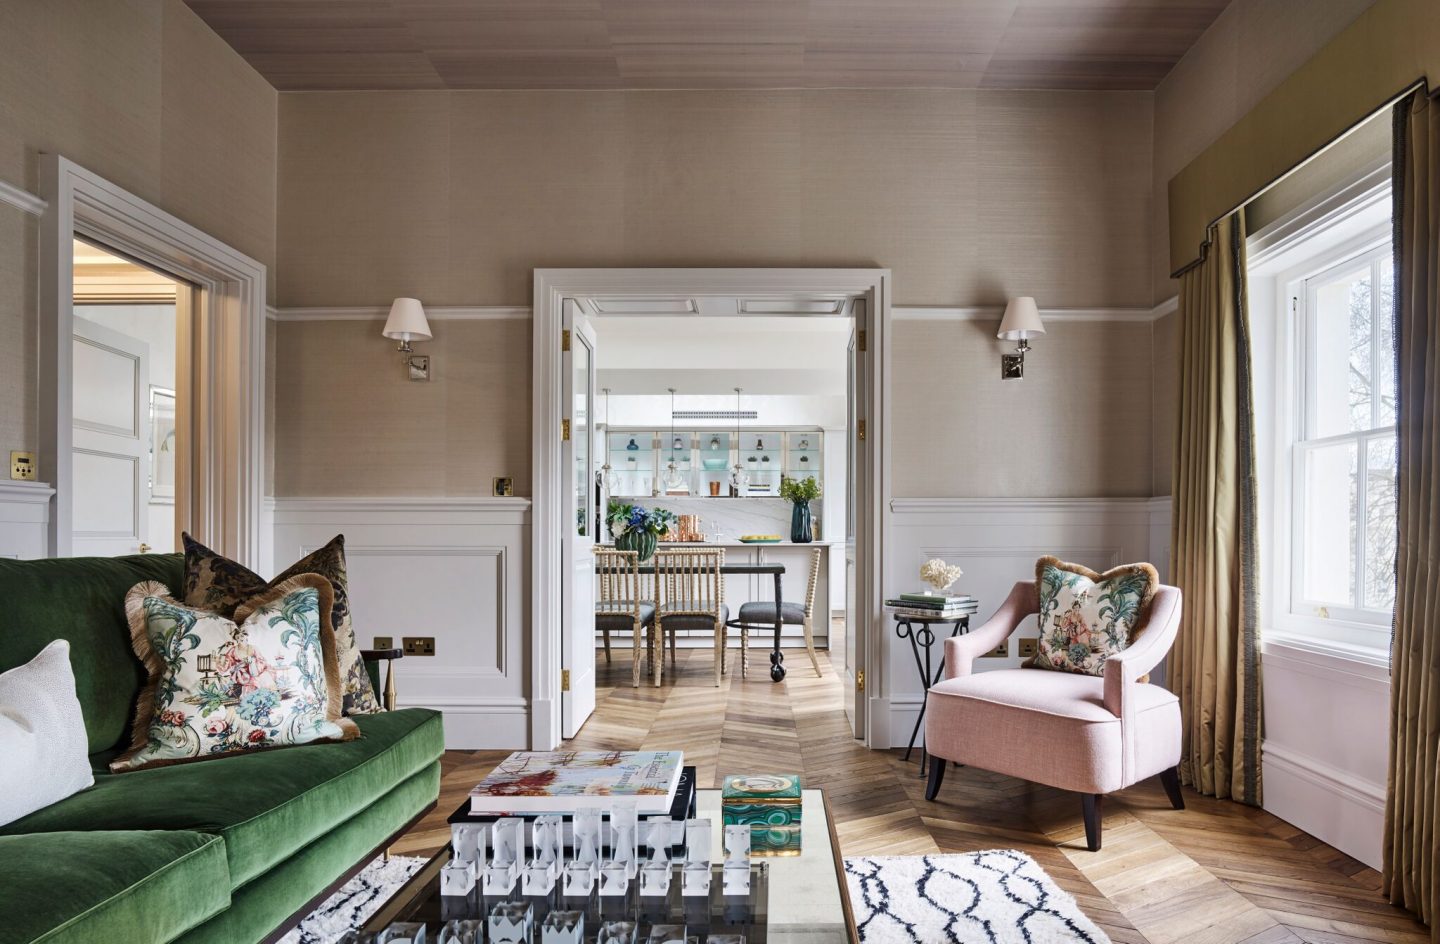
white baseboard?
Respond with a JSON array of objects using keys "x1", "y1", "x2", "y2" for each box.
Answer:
[
  {"x1": 1263, "y1": 741, "x2": 1385, "y2": 869},
  {"x1": 0, "y1": 482, "x2": 54, "y2": 559},
  {"x1": 400, "y1": 695, "x2": 531, "y2": 750}
]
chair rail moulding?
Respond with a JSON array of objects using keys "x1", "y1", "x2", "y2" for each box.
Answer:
[
  {"x1": 0, "y1": 176, "x2": 47, "y2": 216},
  {"x1": 267, "y1": 303, "x2": 1179, "y2": 323},
  {"x1": 0, "y1": 482, "x2": 57, "y2": 560},
  {"x1": 267, "y1": 306, "x2": 531, "y2": 322}
]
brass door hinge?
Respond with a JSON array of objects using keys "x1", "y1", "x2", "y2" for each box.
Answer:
[
  {"x1": 858, "y1": 329, "x2": 867, "y2": 352},
  {"x1": 857, "y1": 418, "x2": 866, "y2": 441},
  {"x1": 856, "y1": 669, "x2": 865, "y2": 691},
  {"x1": 561, "y1": 669, "x2": 571, "y2": 692},
  {"x1": 561, "y1": 418, "x2": 571, "y2": 441},
  {"x1": 561, "y1": 329, "x2": 571, "y2": 352}
]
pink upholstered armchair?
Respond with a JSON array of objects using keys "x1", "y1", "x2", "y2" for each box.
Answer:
[{"x1": 923, "y1": 580, "x2": 1185, "y2": 851}]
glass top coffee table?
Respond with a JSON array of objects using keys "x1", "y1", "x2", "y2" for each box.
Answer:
[{"x1": 364, "y1": 789, "x2": 856, "y2": 943}]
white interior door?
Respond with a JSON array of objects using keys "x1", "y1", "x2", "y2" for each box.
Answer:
[
  {"x1": 71, "y1": 317, "x2": 150, "y2": 557},
  {"x1": 843, "y1": 301, "x2": 867, "y2": 738},
  {"x1": 561, "y1": 299, "x2": 598, "y2": 738}
]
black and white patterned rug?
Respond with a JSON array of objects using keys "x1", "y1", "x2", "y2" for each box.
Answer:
[
  {"x1": 276, "y1": 855, "x2": 427, "y2": 944},
  {"x1": 844, "y1": 850, "x2": 1112, "y2": 944}
]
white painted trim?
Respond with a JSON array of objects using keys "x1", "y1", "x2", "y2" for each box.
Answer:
[
  {"x1": 891, "y1": 497, "x2": 1155, "y2": 515},
  {"x1": 269, "y1": 496, "x2": 532, "y2": 513},
  {"x1": 1262, "y1": 636, "x2": 1391, "y2": 685},
  {"x1": 269, "y1": 306, "x2": 531, "y2": 322},
  {"x1": 39, "y1": 156, "x2": 267, "y2": 567},
  {"x1": 0, "y1": 178, "x2": 46, "y2": 216},
  {"x1": 0, "y1": 482, "x2": 57, "y2": 503},
  {"x1": 1262, "y1": 741, "x2": 1386, "y2": 814},
  {"x1": 265, "y1": 303, "x2": 1178, "y2": 324}
]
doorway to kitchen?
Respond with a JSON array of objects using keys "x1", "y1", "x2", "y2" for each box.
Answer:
[{"x1": 532, "y1": 268, "x2": 892, "y2": 753}]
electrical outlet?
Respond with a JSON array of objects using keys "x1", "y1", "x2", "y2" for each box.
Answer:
[
  {"x1": 982, "y1": 640, "x2": 1008, "y2": 658},
  {"x1": 10, "y1": 451, "x2": 36, "y2": 481},
  {"x1": 402, "y1": 636, "x2": 435, "y2": 657},
  {"x1": 493, "y1": 477, "x2": 513, "y2": 497},
  {"x1": 373, "y1": 636, "x2": 393, "y2": 650},
  {"x1": 1018, "y1": 637, "x2": 1039, "y2": 659}
]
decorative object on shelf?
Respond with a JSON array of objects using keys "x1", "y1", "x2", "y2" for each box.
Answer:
[
  {"x1": 382, "y1": 297, "x2": 433, "y2": 381},
  {"x1": 729, "y1": 388, "x2": 750, "y2": 494},
  {"x1": 626, "y1": 438, "x2": 640, "y2": 451},
  {"x1": 722, "y1": 775, "x2": 802, "y2": 856},
  {"x1": 709, "y1": 435, "x2": 722, "y2": 450},
  {"x1": 660, "y1": 389, "x2": 686, "y2": 492},
  {"x1": 797, "y1": 438, "x2": 809, "y2": 449},
  {"x1": 754, "y1": 437, "x2": 765, "y2": 450},
  {"x1": 709, "y1": 481, "x2": 721, "y2": 496},
  {"x1": 919, "y1": 558, "x2": 965, "y2": 594},
  {"x1": 702, "y1": 457, "x2": 728, "y2": 470},
  {"x1": 600, "y1": 389, "x2": 620, "y2": 495},
  {"x1": 997, "y1": 295, "x2": 1045, "y2": 380},
  {"x1": 607, "y1": 502, "x2": 678, "y2": 562},
  {"x1": 779, "y1": 475, "x2": 820, "y2": 544},
  {"x1": 799, "y1": 455, "x2": 809, "y2": 465},
  {"x1": 738, "y1": 535, "x2": 781, "y2": 544}
]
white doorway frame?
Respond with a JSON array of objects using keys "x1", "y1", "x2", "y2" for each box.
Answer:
[
  {"x1": 39, "y1": 156, "x2": 267, "y2": 566},
  {"x1": 531, "y1": 268, "x2": 892, "y2": 751}
]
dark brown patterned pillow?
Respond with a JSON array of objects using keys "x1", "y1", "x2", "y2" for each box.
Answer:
[{"x1": 182, "y1": 533, "x2": 381, "y2": 715}]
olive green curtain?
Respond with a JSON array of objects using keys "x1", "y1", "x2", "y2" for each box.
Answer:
[
  {"x1": 1169, "y1": 212, "x2": 1263, "y2": 805},
  {"x1": 1383, "y1": 86, "x2": 1440, "y2": 932}
]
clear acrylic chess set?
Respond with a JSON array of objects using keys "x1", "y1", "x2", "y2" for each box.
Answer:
[{"x1": 353, "y1": 802, "x2": 770, "y2": 944}]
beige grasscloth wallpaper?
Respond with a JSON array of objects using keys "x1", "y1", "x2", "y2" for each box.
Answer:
[
  {"x1": 0, "y1": 0, "x2": 277, "y2": 461},
  {"x1": 273, "y1": 88, "x2": 1158, "y2": 499}
]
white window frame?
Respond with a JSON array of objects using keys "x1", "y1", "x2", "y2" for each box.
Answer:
[{"x1": 1270, "y1": 227, "x2": 1394, "y2": 653}]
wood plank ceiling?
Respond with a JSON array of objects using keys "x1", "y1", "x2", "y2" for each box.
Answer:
[{"x1": 183, "y1": 0, "x2": 1232, "y2": 91}]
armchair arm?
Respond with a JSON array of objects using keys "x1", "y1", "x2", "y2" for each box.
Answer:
[
  {"x1": 360, "y1": 648, "x2": 404, "y2": 711},
  {"x1": 943, "y1": 581, "x2": 1039, "y2": 679},
  {"x1": 1102, "y1": 585, "x2": 1183, "y2": 786}
]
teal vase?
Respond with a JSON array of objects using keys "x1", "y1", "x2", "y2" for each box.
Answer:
[
  {"x1": 616, "y1": 528, "x2": 658, "y2": 562},
  {"x1": 790, "y1": 502, "x2": 813, "y2": 543}
]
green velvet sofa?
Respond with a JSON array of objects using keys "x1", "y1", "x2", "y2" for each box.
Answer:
[{"x1": 0, "y1": 554, "x2": 445, "y2": 944}]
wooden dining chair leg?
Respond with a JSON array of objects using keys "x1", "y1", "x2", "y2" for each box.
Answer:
[
  {"x1": 602, "y1": 625, "x2": 611, "y2": 663},
  {"x1": 714, "y1": 619, "x2": 724, "y2": 687},
  {"x1": 740, "y1": 624, "x2": 748, "y2": 678},
  {"x1": 802, "y1": 616, "x2": 822, "y2": 676},
  {"x1": 631, "y1": 619, "x2": 642, "y2": 688}
]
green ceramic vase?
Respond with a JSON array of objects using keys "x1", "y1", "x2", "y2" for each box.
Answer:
[{"x1": 615, "y1": 528, "x2": 658, "y2": 561}]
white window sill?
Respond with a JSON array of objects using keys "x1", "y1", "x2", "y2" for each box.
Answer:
[{"x1": 1262, "y1": 629, "x2": 1391, "y2": 678}]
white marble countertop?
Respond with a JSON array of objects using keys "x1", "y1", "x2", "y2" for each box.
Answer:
[{"x1": 656, "y1": 540, "x2": 842, "y2": 548}]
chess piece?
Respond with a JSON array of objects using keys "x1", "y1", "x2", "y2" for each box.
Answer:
[
  {"x1": 646, "y1": 925, "x2": 687, "y2": 944},
  {"x1": 440, "y1": 858, "x2": 479, "y2": 921},
  {"x1": 451, "y1": 823, "x2": 485, "y2": 866},
  {"x1": 523, "y1": 815, "x2": 563, "y2": 895},
  {"x1": 639, "y1": 817, "x2": 673, "y2": 898},
  {"x1": 487, "y1": 901, "x2": 533, "y2": 944},
  {"x1": 722, "y1": 825, "x2": 751, "y2": 897},
  {"x1": 379, "y1": 922, "x2": 426, "y2": 944},
  {"x1": 563, "y1": 809, "x2": 601, "y2": 898},
  {"x1": 437, "y1": 920, "x2": 483, "y2": 944},
  {"x1": 539, "y1": 910, "x2": 584, "y2": 944},
  {"x1": 484, "y1": 818, "x2": 523, "y2": 898},
  {"x1": 596, "y1": 922, "x2": 639, "y2": 944},
  {"x1": 681, "y1": 819, "x2": 711, "y2": 897}
]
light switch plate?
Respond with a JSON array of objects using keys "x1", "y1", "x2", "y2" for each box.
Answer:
[
  {"x1": 373, "y1": 636, "x2": 393, "y2": 650},
  {"x1": 10, "y1": 451, "x2": 36, "y2": 481},
  {"x1": 493, "y1": 477, "x2": 513, "y2": 497}
]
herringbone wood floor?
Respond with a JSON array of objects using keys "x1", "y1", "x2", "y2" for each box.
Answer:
[{"x1": 393, "y1": 640, "x2": 1426, "y2": 944}]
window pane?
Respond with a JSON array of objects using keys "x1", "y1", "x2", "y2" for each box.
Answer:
[
  {"x1": 1312, "y1": 265, "x2": 1373, "y2": 437},
  {"x1": 1376, "y1": 260, "x2": 1397, "y2": 428},
  {"x1": 1301, "y1": 441, "x2": 1357, "y2": 607},
  {"x1": 1364, "y1": 434, "x2": 1398, "y2": 612}
]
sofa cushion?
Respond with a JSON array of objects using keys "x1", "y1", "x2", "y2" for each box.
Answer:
[
  {"x1": 0, "y1": 640, "x2": 94, "y2": 827},
  {"x1": 1032, "y1": 556, "x2": 1159, "y2": 677},
  {"x1": 0, "y1": 829, "x2": 229, "y2": 944},
  {"x1": 924, "y1": 669, "x2": 1179, "y2": 794},
  {"x1": 0, "y1": 554, "x2": 183, "y2": 755},
  {"x1": 1, "y1": 708, "x2": 443, "y2": 888}
]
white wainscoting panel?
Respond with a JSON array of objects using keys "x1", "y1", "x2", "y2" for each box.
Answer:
[
  {"x1": 0, "y1": 482, "x2": 54, "y2": 559},
  {"x1": 271, "y1": 497, "x2": 531, "y2": 750},
  {"x1": 885, "y1": 497, "x2": 1159, "y2": 750},
  {"x1": 1261, "y1": 640, "x2": 1388, "y2": 869}
]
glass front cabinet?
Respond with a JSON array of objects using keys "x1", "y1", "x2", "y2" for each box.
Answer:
[{"x1": 603, "y1": 429, "x2": 823, "y2": 499}]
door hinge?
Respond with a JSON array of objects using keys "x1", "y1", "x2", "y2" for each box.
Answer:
[
  {"x1": 856, "y1": 669, "x2": 865, "y2": 691},
  {"x1": 561, "y1": 669, "x2": 571, "y2": 692},
  {"x1": 561, "y1": 418, "x2": 571, "y2": 441},
  {"x1": 858, "y1": 329, "x2": 867, "y2": 352},
  {"x1": 857, "y1": 419, "x2": 866, "y2": 441},
  {"x1": 561, "y1": 329, "x2": 571, "y2": 352}
]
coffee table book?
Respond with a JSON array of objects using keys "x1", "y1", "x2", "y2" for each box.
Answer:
[{"x1": 468, "y1": 751, "x2": 684, "y2": 815}]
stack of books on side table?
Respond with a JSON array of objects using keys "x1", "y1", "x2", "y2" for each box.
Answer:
[
  {"x1": 721, "y1": 774, "x2": 802, "y2": 856},
  {"x1": 884, "y1": 591, "x2": 976, "y2": 620}
]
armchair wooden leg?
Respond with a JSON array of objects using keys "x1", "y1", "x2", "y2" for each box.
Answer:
[
  {"x1": 1081, "y1": 794, "x2": 1103, "y2": 851},
  {"x1": 603, "y1": 625, "x2": 611, "y2": 663},
  {"x1": 1160, "y1": 766, "x2": 1185, "y2": 810},
  {"x1": 925, "y1": 755, "x2": 947, "y2": 801}
]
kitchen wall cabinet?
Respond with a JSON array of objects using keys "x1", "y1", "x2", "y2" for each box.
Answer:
[{"x1": 604, "y1": 428, "x2": 823, "y2": 500}]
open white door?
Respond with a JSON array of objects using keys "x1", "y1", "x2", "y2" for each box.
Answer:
[
  {"x1": 71, "y1": 317, "x2": 150, "y2": 557},
  {"x1": 560, "y1": 299, "x2": 598, "y2": 738},
  {"x1": 843, "y1": 300, "x2": 867, "y2": 738}
]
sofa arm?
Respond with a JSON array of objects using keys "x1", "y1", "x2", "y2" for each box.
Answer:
[
  {"x1": 943, "y1": 581, "x2": 1039, "y2": 679},
  {"x1": 361, "y1": 648, "x2": 403, "y2": 711}
]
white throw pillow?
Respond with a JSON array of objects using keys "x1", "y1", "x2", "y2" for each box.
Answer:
[{"x1": 0, "y1": 639, "x2": 95, "y2": 827}]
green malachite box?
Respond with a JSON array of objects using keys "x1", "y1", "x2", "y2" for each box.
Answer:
[{"x1": 721, "y1": 774, "x2": 802, "y2": 855}]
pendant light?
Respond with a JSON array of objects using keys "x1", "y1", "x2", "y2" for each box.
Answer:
[
  {"x1": 600, "y1": 388, "x2": 620, "y2": 495},
  {"x1": 729, "y1": 387, "x2": 750, "y2": 493},
  {"x1": 661, "y1": 388, "x2": 685, "y2": 492}
]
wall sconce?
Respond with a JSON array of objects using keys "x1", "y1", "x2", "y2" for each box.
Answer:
[
  {"x1": 382, "y1": 297, "x2": 432, "y2": 381},
  {"x1": 997, "y1": 296, "x2": 1044, "y2": 380}
]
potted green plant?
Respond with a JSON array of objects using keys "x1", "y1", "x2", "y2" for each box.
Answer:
[
  {"x1": 606, "y1": 500, "x2": 677, "y2": 562},
  {"x1": 779, "y1": 475, "x2": 821, "y2": 544}
]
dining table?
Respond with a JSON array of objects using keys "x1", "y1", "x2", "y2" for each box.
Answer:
[{"x1": 607, "y1": 558, "x2": 791, "y2": 681}]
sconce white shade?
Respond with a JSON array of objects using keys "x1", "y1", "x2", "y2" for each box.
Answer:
[
  {"x1": 997, "y1": 297, "x2": 1044, "y2": 340},
  {"x1": 382, "y1": 297, "x2": 432, "y2": 342}
]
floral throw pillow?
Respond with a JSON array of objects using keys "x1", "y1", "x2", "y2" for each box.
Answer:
[
  {"x1": 111, "y1": 575, "x2": 358, "y2": 772},
  {"x1": 1032, "y1": 556, "x2": 1159, "y2": 677},
  {"x1": 182, "y1": 533, "x2": 381, "y2": 715}
]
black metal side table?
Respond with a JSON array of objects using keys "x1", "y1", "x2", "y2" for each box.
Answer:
[{"x1": 892, "y1": 603, "x2": 980, "y2": 777}]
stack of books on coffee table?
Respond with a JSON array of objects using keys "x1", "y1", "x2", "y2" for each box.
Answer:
[{"x1": 884, "y1": 591, "x2": 976, "y2": 619}]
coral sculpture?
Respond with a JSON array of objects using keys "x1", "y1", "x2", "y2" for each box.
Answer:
[{"x1": 920, "y1": 558, "x2": 964, "y2": 593}]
